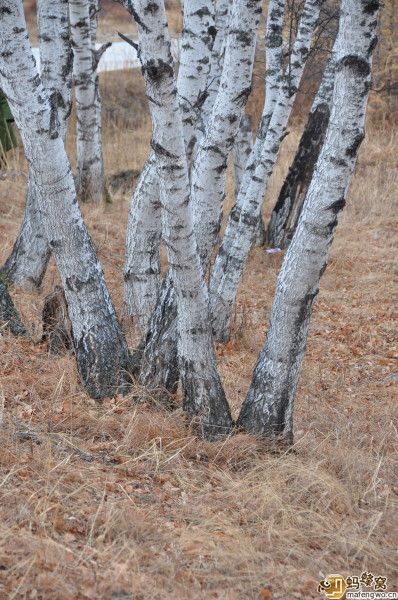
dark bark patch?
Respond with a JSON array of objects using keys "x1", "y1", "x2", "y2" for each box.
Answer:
[
  {"x1": 42, "y1": 286, "x2": 72, "y2": 355},
  {"x1": 327, "y1": 196, "x2": 346, "y2": 214},
  {"x1": 338, "y1": 55, "x2": 370, "y2": 77},
  {"x1": 0, "y1": 281, "x2": 27, "y2": 337},
  {"x1": 346, "y1": 132, "x2": 365, "y2": 157}
]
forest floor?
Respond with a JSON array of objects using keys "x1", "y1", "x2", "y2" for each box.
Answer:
[{"x1": 0, "y1": 47, "x2": 397, "y2": 600}]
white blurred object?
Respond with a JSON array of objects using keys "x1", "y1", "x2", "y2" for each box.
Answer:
[{"x1": 32, "y1": 39, "x2": 180, "y2": 74}]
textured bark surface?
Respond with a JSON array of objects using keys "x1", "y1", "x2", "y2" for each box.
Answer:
[
  {"x1": 0, "y1": 281, "x2": 27, "y2": 337},
  {"x1": 238, "y1": 0, "x2": 380, "y2": 441},
  {"x1": 1, "y1": 0, "x2": 72, "y2": 289},
  {"x1": 210, "y1": 0, "x2": 321, "y2": 342},
  {"x1": 267, "y1": 57, "x2": 335, "y2": 248},
  {"x1": 0, "y1": 1, "x2": 131, "y2": 399},
  {"x1": 70, "y1": 0, "x2": 106, "y2": 203},
  {"x1": 121, "y1": 0, "x2": 233, "y2": 437}
]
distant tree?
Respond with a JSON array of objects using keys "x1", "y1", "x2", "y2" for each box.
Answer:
[
  {"x1": 70, "y1": 0, "x2": 111, "y2": 203},
  {"x1": 267, "y1": 52, "x2": 335, "y2": 248},
  {"x1": 0, "y1": 0, "x2": 131, "y2": 399},
  {"x1": 237, "y1": 0, "x2": 380, "y2": 442}
]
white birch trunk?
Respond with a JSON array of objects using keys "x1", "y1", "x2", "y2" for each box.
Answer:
[
  {"x1": 0, "y1": 0, "x2": 131, "y2": 398},
  {"x1": 70, "y1": 0, "x2": 106, "y2": 203},
  {"x1": 123, "y1": 0, "x2": 215, "y2": 333},
  {"x1": 200, "y1": 0, "x2": 230, "y2": 127},
  {"x1": 1, "y1": 0, "x2": 72, "y2": 288},
  {"x1": 209, "y1": 0, "x2": 321, "y2": 342},
  {"x1": 233, "y1": 113, "x2": 253, "y2": 200},
  {"x1": 124, "y1": 155, "x2": 162, "y2": 333},
  {"x1": 191, "y1": 0, "x2": 262, "y2": 268},
  {"x1": 267, "y1": 54, "x2": 335, "y2": 247},
  {"x1": 237, "y1": 0, "x2": 380, "y2": 441},
  {"x1": 120, "y1": 0, "x2": 233, "y2": 437}
]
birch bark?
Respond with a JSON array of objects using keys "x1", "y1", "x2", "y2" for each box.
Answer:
[
  {"x1": 70, "y1": 0, "x2": 106, "y2": 203},
  {"x1": 0, "y1": 0, "x2": 131, "y2": 399},
  {"x1": 210, "y1": 0, "x2": 321, "y2": 342},
  {"x1": 1, "y1": 0, "x2": 72, "y2": 288},
  {"x1": 237, "y1": 0, "x2": 380, "y2": 441},
  {"x1": 120, "y1": 0, "x2": 233, "y2": 437},
  {"x1": 267, "y1": 55, "x2": 335, "y2": 248},
  {"x1": 233, "y1": 114, "x2": 253, "y2": 201}
]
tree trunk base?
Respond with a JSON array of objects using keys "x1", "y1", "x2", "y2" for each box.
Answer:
[{"x1": 0, "y1": 281, "x2": 28, "y2": 337}]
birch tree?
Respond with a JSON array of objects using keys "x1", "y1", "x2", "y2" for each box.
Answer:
[
  {"x1": 70, "y1": 0, "x2": 110, "y2": 203},
  {"x1": 210, "y1": 0, "x2": 322, "y2": 342},
  {"x1": 233, "y1": 114, "x2": 253, "y2": 200},
  {"x1": 135, "y1": 0, "x2": 262, "y2": 395},
  {"x1": 123, "y1": 0, "x2": 215, "y2": 333},
  {"x1": 237, "y1": 0, "x2": 380, "y2": 441},
  {"x1": 0, "y1": 0, "x2": 131, "y2": 399},
  {"x1": 120, "y1": 0, "x2": 233, "y2": 438},
  {"x1": 1, "y1": 0, "x2": 72, "y2": 288}
]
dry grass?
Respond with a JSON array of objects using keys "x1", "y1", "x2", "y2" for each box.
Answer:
[{"x1": 0, "y1": 51, "x2": 397, "y2": 600}]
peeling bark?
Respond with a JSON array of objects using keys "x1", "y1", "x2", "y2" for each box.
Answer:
[
  {"x1": 0, "y1": 1, "x2": 131, "y2": 399},
  {"x1": 238, "y1": 0, "x2": 380, "y2": 441}
]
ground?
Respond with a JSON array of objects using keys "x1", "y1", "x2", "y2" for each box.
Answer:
[{"x1": 0, "y1": 11, "x2": 397, "y2": 600}]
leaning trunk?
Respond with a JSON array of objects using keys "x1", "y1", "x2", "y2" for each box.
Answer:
[
  {"x1": 237, "y1": 0, "x2": 380, "y2": 442},
  {"x1": 0, "y1": 1, "x2": 131, "y2": 398},
  {"x1": 1, "y1": 0, "x2": 72, "y2": 288}
]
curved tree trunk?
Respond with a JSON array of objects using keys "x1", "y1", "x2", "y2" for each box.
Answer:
[
  {"x1": 120, "y1": 0, "x2": 233, "y2": 438},
  {"x1": 237, "y1": 0, "x2": 380, "y2": 442},
  {"x1": 267, "y1": 55, "x2": 335, "y2": 248},
  {"x1": 1, "y1": 0, "x2": 72, "y2": 288},
  {"x1": 0, "y1": 1, "x2": 131, "y2": 399},
  {"x1": 209, "y1": 0, "x2": 321, "y2": 343},
  {"x1": 70, "y1": 0, "x2": 106, "y2": 203}
]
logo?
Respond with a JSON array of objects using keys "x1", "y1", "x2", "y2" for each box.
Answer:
[
  {"x1": 318, "y1": 572, "x2": 397, "y2": 600},
  {"x1": 318, "y1": 575, "x2": 346, "y2": 599}
]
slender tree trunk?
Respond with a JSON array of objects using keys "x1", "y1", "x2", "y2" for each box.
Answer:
[
  {"x1": 120, "y1": 0, "x2": 233, "y2": 438},
  {"x1": 70, "y1": 0, "x2": 106, "y2": 203},
  {"x1": 1, "y1": 0, "x2": 72, "y2": 288},
  {"x1": 210, "y1": 0, "x2": 286, "y2": 263},
  {"x1": 123, "y1": 0, "x2": 215, "y2": 333},
  {"x1": 0, "y1": 0, "x2": 131, "y2": 399},
  {"x1": 209, "y1": 0, "x2": 321, "y2": 343},
  {"x1": 267, "y1": 55, "x2": 335, "y2": 248},
  {"x1": 233, "y1": 114, "x2": 253, "y2": 201},
  {"x1": 237, "y1": 0, "x2": 380, "y2": 442}
]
